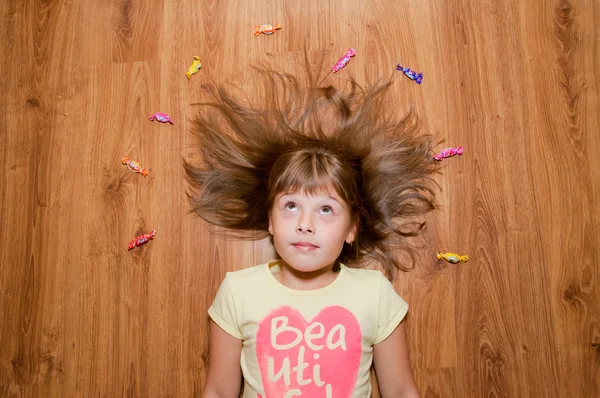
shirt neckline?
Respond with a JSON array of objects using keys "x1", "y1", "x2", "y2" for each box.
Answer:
[{"x1": 264, "y1": 259, "x2": 346, "y2": 296}]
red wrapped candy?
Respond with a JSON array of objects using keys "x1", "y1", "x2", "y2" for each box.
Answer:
[{"x1": 127, "y1": 230, "x2": 156, "y2": 250}]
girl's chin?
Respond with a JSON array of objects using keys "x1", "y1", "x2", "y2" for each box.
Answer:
[{"x1": 279, "y1": 259, "x2": 336, "y2": 275}]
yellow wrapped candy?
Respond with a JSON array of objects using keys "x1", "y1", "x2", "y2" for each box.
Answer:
[
  {"x1": 437, "y1": 252, "x2": 469, "y2": 264},
  {"x1": 186, "y1": 56, "x2": 202, "y2": 80}
]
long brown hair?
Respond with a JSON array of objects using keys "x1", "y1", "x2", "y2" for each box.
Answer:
[{"x1": 184, "y1": 60, "x2": 439, "y2": 280}]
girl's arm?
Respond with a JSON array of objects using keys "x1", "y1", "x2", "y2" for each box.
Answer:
[
  {"x1": 373, "y1": 322, "x2": 420, "y2": 398},
  {"x1": 202, "y1": 320, "x2": 243, "y2": 398}
]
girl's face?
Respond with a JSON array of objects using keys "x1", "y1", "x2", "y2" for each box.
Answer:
[{"x1": 268, "y1": 187, "x2": 356, "y2": 274}]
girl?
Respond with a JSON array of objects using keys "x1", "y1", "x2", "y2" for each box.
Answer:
[{"x1": 186, "y1": 61, "x2": 438, "y2": 397}]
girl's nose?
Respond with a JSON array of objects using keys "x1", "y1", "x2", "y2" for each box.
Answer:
[
  {"x1": 296, "y1": 225, "x2": 314, "y2": 234},
  {"x1": 296, "y1": 216, "x2": 314, "y2": 234}
]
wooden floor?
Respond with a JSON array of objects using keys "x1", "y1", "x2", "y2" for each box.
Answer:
[{"x1": 1, "y1": 0, "x2": 599, "y2": 396}]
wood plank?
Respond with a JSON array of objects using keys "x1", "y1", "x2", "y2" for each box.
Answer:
[{"x1": 0, "y1": 0, "x2": 598, "y2": 395}]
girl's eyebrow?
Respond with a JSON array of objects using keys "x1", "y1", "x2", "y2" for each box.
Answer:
[
  {"x1": 326, "y1": 196, "x2": 343, "y2": 206},
  {"x1": 278, "y1": 192, "x2": 344, "y2": 206}
]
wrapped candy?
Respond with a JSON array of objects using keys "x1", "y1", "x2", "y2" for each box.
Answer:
[
  {"x1": 127, "y1": 230, "x2": 156, "y2": 251},
  {"x1": 149, "y1": 112, "x2": 174, "y2": 124},
  {"x1": 437, "y1": 252, "x2": 469, "y2": 264},
  {"x1": 333, "y1": 48, "x2": 356, "y2": 72},
  {"x1": 122, "y1": 156, "x2": 149, "y2": 177},
  {"x1": 434, "y1": 146, "x2": 464, "y2": 161},
  {"x1": 186, "y1": 56, "x2": 202, "y2": 80},
  {"x1": 396, "y1": 64, "x2": 423, "y2": 84},
  {"x1": 254, "y1": 23, "x2": 282, "y2": 36}
]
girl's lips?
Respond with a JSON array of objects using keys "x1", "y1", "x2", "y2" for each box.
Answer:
[{"x1": 292, "y1": 242, "x2": 319, "y2": 251}]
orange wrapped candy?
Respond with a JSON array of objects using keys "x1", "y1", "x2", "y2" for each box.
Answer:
[
  {"x1": 122, "y1": 156, "x2": 148, "y2": 177},
  {"x1": 254, "y1": 23, "x2": 281, "y2": 36}
]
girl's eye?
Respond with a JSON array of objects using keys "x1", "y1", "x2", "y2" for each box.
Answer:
[
  {"x1": 319, "y1": 206, "x2": 333, "y2": 215},
  {"x1": 284, "y1": 202, "x2": 298, "y2": 211}
]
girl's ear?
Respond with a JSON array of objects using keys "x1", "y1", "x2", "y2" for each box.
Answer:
[
  {"x1": 268, "y1": 212, "x2": 274, "y2": 235},
  {"x1": 345, "y1": 221, "x2": 357, "y2": 244}
]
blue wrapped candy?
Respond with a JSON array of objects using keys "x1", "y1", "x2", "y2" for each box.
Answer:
[{"x1": 396, "y1": 64, "x2": 423, "y2": 84}]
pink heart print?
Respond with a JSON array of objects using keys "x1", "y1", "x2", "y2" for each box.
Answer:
[{"x1": 256, "y1": 305, "x2": 362, "y2": 397}]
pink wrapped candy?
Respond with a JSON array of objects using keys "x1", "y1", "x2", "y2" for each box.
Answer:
[
  {"x1": 149, "y1": 112, "x2": 174, "y2": 125},
  {"x1": 333, "y1": 48, "x2": 356, "y2": 73},
  {"x1": 434, "y1": 146, "x2": 464, "y2": 161}
]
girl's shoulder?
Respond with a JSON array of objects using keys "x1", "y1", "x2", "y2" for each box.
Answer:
[
  {"x1": 343, "y1": 264, "x2": 386, "y2": 278},
  {"x1": 222, "y1": 262, "x2": 270, "y2": 282},
  {"x1": 341, "y1": 264, "x2": 389, "y2": 289},
  {"x1": 220, "y1": 262, "x2": 276, "y2": 295}
]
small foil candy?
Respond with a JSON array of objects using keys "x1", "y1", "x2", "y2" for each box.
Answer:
[
  {"x1": 186, "y1": 56, "x2": 202, "y2": 80},
  {"x1": 434, "y1": 146, "x2": 464, "y2": 161},
  {"x1": 122, "y1": 156, "x2": 149, "y2": 177},
  {"x1": 254, "y1": 23, "x2": 281, "y2": 36},
  {"x1": 333, "y1": 48, "x2": 356, "y2": 73},
  {"x1": 437, "y1": 252, "x2": 469, "y2": 264},
  {"x1": 127, "y1": 230, "x2": 156, "y2": 251},
  {"x1": 149, "y1": 112, "x2": 174, "y2": 124},
  {"x1": 396, "y1": 64, "x2": 423, "y2": 84}
]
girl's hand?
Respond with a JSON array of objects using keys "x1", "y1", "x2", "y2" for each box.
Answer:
[
  {"x1": 373, "y1": 322, "x2": 420, "y2": 398},
  {"x1": 202, "y1": 320, "x2": 243, "y2": 398}
]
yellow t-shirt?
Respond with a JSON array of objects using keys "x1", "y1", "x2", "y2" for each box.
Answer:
[{"x1": 208, "y1": 260, "x2": 408, "y2": 398}]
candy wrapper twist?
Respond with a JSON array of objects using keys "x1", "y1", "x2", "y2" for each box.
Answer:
[
  {"x1": 122, "y1": 156, "x2": 149, "y2": 177},
  {"x1": 434, "y1": 146, "x2": 464, "y2": 161},
  {"x1": 396, "y1": 64, "x2": 423, "y2": 84},
  {"x1": 254, "y1": 23, "x2": 281, "y2": 36},
  {"x1": 149, "y1": 112, "x2": 174, "y2": 125},
  {"x1": 186, "y1": 56, "x2": 202, "y2": 80},
  {"x1": 128, "y1": 230, "x2": 156, "y2": 251},
  {"x1": 333, "y1": 48, "x2": 356, "y2": 73},
  {"x1": 437, "y1": 252, "x2": 469, "y2": 264}
]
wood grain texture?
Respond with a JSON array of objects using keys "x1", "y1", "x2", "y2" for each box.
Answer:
[{"x1": 1, "y1": 0, "x2": 598, "y2": 396}]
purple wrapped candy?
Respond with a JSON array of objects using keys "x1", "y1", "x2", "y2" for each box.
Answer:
[{"x1": 396, "y1": 64, "x2": 423, "y2": 84}]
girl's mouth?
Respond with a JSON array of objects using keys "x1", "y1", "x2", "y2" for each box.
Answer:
[{"x1": 292, "y1": 242, "x2": 319, "y2": 251}]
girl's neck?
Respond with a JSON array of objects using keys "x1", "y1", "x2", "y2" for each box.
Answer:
[{"x1": 273, "y1": 260, "x2": 341, "y2": 290}]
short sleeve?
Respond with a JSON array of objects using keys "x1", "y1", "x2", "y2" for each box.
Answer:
[
  {"x1": 374, "y1": 275, "x2": 409, "y2": 344},
  {"x1": 208, "y1": 274, "x2": 242, "y2": 339}
]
